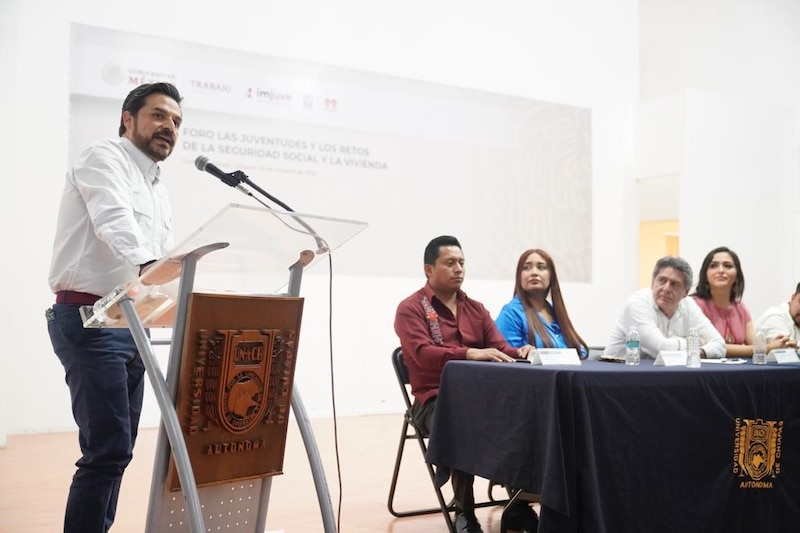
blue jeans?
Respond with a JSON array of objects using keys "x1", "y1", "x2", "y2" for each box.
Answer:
[{"x1": 47, "y1": 303, "x2": 145, "y2": 533}]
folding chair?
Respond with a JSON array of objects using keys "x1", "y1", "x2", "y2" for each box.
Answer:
[
  {"x1": 499, "y1": 489, "x2": 542, "y2": 533},
  {"x1": 387, "y1": 347, "x2": 508, "y2": 532}
]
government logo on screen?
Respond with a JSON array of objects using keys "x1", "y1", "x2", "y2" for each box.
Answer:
[{"x1": 732, "y1": 417, "x2": 783, "y2": 489}]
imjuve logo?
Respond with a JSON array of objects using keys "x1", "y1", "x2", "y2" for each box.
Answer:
[{"x1": 733, "y1": 417, "x2": 783, "y2": 489}]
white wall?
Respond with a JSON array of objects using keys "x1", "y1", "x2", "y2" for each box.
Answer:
[
  {"x1": 0, "y1": 0, "x2": 21, "y2": 449},
  {"x1": 681, "y1": 91, "x2": 798, "y2": 318},
  {"x1": 640, "y1": 0, "x2": 800, "y2": 106},
  {"x1": 637, "y1": 0, "x2": 800, "y2": 321},
  {"x1": 2, "y1": 0, "x2": 638, "y2": 437}
]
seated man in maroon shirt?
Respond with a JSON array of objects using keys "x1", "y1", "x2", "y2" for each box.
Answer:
[{"x1": 394, "y1": 235, "x2": 533, "y2": 533}]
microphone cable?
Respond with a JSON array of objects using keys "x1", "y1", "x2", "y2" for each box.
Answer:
[{"x1": 196, "y1": 155, "x2": 344, "y2": 530}]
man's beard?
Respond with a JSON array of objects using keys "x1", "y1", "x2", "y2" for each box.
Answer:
[{"x1": 131, "y1": 124, "x2": 174, "y2": 162}]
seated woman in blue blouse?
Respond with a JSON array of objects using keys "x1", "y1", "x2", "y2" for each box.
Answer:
[{"x1": 496, "y1": 248, "x2": 588, "y2": 358}]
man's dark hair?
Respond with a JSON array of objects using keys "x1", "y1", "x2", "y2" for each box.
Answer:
[
  {"x1": 795, "y1": 282, "x2": 800, "y2": 296},
  {"x1": 118, "y1": 82, "x2": 183, "y2": 136},
  {"x1": 424, "y1": 235, "x2": 461, "y2": 266}
]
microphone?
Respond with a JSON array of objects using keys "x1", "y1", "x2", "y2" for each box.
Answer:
[{"x1": 195, "y1": 155, "x2": 249, "y2": 193}]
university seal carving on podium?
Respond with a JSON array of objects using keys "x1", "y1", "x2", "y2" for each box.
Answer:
[
  {"x1": 732, "y1": 417, "x2": 783, "y2": 489},
  {"x1": 170, "y1": 294, "x2": 303, "y2": 490},
  {"x1": 203, "y1": 329, "x2": 275, "y2": 434}
]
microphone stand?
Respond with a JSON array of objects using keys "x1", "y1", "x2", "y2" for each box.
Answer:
[
  {"x1": 222, "y1": 169, "x2": 336, "y2": 533},
  {"x1": 225, "y1": 170, "x2": 330, "y2": 254}
]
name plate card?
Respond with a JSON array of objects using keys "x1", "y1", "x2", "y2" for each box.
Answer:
[
  {"x1": 768, "y1": 349, "x2": 800, "y2": 364},
  {"x1": 530, "y1": 348, "x2": 582, "y2": 366},
  {"x1": 655, "y1": 350, "x2": 688, "y2": 366}
]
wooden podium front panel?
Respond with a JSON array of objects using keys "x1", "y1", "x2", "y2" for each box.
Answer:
[{"x1": 168, "y1": 293, "x2": 304, "y2": 490}]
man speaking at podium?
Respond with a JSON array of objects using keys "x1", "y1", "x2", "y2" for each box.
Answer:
[{"x1": 45, "y1": 82, "x2": 183, "y2": 533}]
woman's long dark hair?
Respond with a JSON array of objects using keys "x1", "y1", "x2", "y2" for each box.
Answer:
[
  {"x1": 692, "y1": 246, "x2": 745, "y2": 303},
  {"x1": 513, "y1": 249, "x2": 587, "y2": 351}
]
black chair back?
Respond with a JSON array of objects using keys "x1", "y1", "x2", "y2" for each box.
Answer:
[
  {"x1": 387, "y1": 345, "x2": 510, "y2": 529},
  {"x1": 391, "y1": 347, "x2": 413, "y2": 412}
]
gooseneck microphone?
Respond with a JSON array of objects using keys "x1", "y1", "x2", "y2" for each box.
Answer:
[{"x1": 193, "y1": 155, "x2": 330, "y2": 254}]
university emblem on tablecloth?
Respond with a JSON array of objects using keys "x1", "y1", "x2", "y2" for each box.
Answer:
[{"x1": 733, "y1": 417, "x2": 783, "y2": 489}]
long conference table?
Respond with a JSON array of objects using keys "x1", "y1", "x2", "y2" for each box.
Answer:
[{"x1": 425, "y1": 359, "x2": 800, "y2": 533}]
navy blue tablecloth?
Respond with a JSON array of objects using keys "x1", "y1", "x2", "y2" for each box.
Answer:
[{"x1": 425, "y1": 359, "x2": 800, "y2": 533}]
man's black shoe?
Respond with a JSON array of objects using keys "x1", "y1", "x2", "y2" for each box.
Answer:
[
  {"x1": 502, "y1": 502, "x2": 539, "y2": 532},
  {"x1": 454, "y1": 511, "x2": 484, "y2": 533}
]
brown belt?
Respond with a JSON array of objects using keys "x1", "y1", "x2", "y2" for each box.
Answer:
[{"x1": 55, "y1": 290, "x2": 101, "y2": 305}]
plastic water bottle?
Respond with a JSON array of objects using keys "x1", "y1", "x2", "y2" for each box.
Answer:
[
  {"x1": 625, "y1": 327, "x2": 640, "y2": 365},
  {"x1": 753, "y1": 330, "x2": 767, "y2": 365},
  {"x1": 687, "y1": 329, "x2": 701, "y2": 368}
]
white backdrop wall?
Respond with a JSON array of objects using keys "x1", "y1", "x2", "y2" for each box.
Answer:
[{"x1": 2, "y1": 0, "x2": 638, "y2": 438}]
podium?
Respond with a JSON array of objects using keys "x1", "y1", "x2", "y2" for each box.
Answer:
[{"x1": 82, "y1": 203, "x2": 368, "y2": 533}]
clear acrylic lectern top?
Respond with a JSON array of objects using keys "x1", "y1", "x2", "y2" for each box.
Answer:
[{"x1": 81, "y1": 203, "x2": 368, "y2": 328}]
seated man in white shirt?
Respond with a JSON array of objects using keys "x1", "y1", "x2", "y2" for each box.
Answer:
[
  {"x1": 754, "y1": 283, "x2": 800, "y2": 346},
  {"x1": 606, "y1": 256, "x2": 726, "y2": 359}
]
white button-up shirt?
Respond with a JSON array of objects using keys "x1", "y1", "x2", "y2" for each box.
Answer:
[
  {"x1": 48, "y1": 137, "x2": 173, "y2": 296},
  {"x1": 754, "y1": 302, "x2": 800, "y2": 342},
  {"x1": 606, "y1": 287, "x2": 726, "y2": 359}
]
